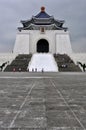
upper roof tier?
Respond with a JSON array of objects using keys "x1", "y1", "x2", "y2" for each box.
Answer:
[
  {"x1": 18, "y1": 7, "x2": 67, "y2": 31},
  {"x1": 35, "y1": 7, "x2": 51, "y2": 18}
]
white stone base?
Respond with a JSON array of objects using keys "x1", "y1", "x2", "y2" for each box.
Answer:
[{"x1": 0, "y1": 53, "x2": 17, "y2": 65}]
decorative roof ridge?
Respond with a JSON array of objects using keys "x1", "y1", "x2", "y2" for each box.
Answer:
[
  {"x1": 19, "y1": 23, "x2": 60, "y2": 28},
  {"x1": 25, "y1": 23, "x2": 66, "y2": 29},
  {"x1": 53, "y1": 24, "x2": 63, "y2": 29},
  {"x1": 19, "y1": 24, "x2": 33, "y2": 30},
  {"x1": 32, "y1": 16, "x2": 54, "y2": 19},
  {"x1": 28, "y1": 23, "x2": 55, "y2": 27},
  {"x1": 54, "y1": 18, "x2": 65, "y2": 23},
  {"x1": 21, "y1": 17, "x2": 64, "y2": 24},
  {"x1": 18, "y1": 23, "x2": 68, "y2": 31},
  {"x1": 21, "y1": 19, "x2": 32, "y2": 23}
]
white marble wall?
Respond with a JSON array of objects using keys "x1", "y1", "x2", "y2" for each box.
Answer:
[
  {"x1": 13, "y1": 31, "x2": 30, "y2": 54},
  {"x1": 56, "y1": 33, "x2": 72, "y2": 54},
  {"x1": 13, "y1": 30, "x2": 72, "y2": 55}
]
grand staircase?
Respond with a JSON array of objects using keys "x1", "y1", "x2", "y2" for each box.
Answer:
[
  {"x1": 54, "y1": 54, "x2": 81, "y2": 72},
  {"x1": 4, "y1": 53, "x2": 81, "y2": 72},
  {"x1": 4, "y1": 54, "x2": 32, "y2": 72}
]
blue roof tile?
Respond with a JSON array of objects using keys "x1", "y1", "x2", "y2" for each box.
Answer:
[{"x1": 35, "y1": 12, "x2": 51, "y2": 18}]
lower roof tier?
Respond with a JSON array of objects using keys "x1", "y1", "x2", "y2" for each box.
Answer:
[{"x1": 18, "y1": 24, "x2": 67, "y2": 31}]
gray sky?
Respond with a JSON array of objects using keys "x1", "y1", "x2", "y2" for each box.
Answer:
[{"x1": 0, "y1": 0, "x2": 86, "y2": 53}]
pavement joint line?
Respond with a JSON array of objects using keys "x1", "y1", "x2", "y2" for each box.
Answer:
[
  {"x1": 8, "y1": 83, "x2": 35, "y2": 129},
  {"x1": 0, "y1": 76, "x2": 54, "y2": 79},
  {"x1": 50, "y1": 79, "x2": 86, "y2": 130}
]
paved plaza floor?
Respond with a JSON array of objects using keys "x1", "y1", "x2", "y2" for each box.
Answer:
[{"x1": 0, "y1": 72, "x2": 86, "y2": 130}]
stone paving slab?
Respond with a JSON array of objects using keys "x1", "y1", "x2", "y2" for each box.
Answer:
[{"x1": 0, "y1": 72, "x2": 86, "y2": 130}]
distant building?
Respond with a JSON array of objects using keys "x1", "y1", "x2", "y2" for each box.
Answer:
[{"x1": 13, "y1": 7, "x2": 72, "y2": 54}]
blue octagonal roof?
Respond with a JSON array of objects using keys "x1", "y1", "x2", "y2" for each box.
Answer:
[
  {"x1": 35, "y1": 12, "x2": 51, "y2": 18},
  {"x1": 35, "y1": 7, "x2": 51, "y2": 18}
]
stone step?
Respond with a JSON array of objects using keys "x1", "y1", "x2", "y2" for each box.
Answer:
[
  {"x1": 54, "y1": 54, "x2": 81, "y2": 72},
  {"x1": 4, "y1": 54, "x2": 32, "y2": 72}
]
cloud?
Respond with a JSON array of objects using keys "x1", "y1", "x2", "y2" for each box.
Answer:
[{"x1": 72, "y1": 37, "x2": 86, "y2": 52}]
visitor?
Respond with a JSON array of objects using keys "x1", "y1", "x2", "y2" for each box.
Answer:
[
  {"x1": 42, "y1": 68, "x2": 44, "y2": 73},
  {"x1": 32, "y1": 68, "x2": 34, "y2": 72},
  {"x1": 35, "y1": 68, "x2": 37, "y2": 72},
  {"x1": 13, "y1": 68, "x2": 16, "y2": 72},
  {"x1": 19, "y1": 68, "x2": 21, "y2": 72},
  {"x1": 27, "y1": 68, "x2": 29, "y2": 72}
]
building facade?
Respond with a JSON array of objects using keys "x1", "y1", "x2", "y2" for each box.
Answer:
[{"x1": 13, "y1": 7, "x2": 72, "y2": 54}]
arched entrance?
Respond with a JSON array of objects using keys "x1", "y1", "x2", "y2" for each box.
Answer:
[{"x1": 37, "y1": 39, "x2": 49, "y2": 53}]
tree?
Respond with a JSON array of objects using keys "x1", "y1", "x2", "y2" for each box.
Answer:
[
  {"x1": 77, "y1": 61, "x2": 86, "y2": 72},
  {"x1": 0, "y1": 62, "x2": 8, "y2": 71}
]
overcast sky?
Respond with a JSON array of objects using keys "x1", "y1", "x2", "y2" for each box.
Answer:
[{"x1": 0, "y1": 0, "x2": 86, "y2": 53}]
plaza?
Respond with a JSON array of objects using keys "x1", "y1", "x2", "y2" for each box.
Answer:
[{"x1": 0, "y1": 72, "x2": 86, "y2": 130}]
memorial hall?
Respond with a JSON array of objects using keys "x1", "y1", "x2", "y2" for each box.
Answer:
[{"x1": 14, "y1": 7, "x2": 72, "y2": 55}]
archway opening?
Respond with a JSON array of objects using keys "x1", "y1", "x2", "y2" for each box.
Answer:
[{"x1": 37, "y1": 39, "x2": 49, "y2": 53}]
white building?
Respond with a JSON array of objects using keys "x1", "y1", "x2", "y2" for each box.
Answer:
[{"x1": 13, "y1": 7, "x2": 72, "y2": 55}]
